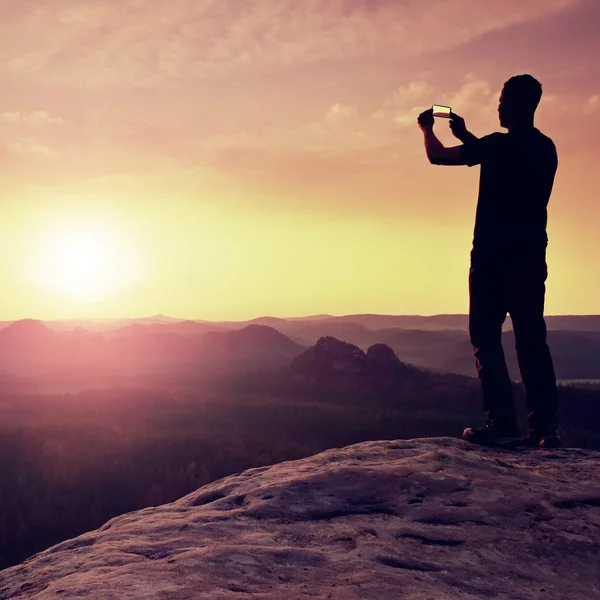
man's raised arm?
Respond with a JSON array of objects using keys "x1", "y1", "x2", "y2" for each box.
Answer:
[{"x1": 417, "y1": 108, "x2": 478, "y2": 166}]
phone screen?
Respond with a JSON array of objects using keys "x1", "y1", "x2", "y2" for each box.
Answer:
[{"x1": 432, "y1": 104, "x2": 451, "y2": 118}]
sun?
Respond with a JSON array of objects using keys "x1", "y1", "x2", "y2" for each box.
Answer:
[{"x1": 29, "y1": 220, "x2": 141, "y2": 302}]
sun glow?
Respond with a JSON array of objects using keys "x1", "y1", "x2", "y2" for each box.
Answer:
[{"x1": 25, "y1": 218, "x2": 142, "y2": 303}]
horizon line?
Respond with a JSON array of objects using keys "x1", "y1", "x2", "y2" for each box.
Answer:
[{"x1": 1, "y1": 312, "x2": 600, "y2": 324}]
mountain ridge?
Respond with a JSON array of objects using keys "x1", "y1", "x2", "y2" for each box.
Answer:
[
  {"x1": 5, "y1": 313, "x2": 600, "y2": 334},
  {"x1": 3, "y1": 318, "x2": 600, "y2": 382}
]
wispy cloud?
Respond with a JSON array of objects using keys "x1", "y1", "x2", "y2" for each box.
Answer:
[
  {"x1": 584, "y1": 94, "x2": 600, "y2": 115},
  {"x1": 182, "y1": 76, "x2": 495, "y2": 187},
  {"x1": 0, "y1": 111, "x2": 64, "y2": 125},
  {"x1": 0, "y1": 0, "x2": 577, "y2": 87},
  {"x1": 1, "y1": 71, "x2": 594, "y2": 187},
  {"x1": 5, "y1": 136, "x2": 58, "y2": 158}
]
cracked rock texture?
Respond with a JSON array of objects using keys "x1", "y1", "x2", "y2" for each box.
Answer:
[{"x1": 1, "y1": 437, "x2": 600, "y2": 599}]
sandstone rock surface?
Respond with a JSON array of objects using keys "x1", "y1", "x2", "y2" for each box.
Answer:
[{"x1": 2, "y1": 437, "x2": 600, "y2": 599}]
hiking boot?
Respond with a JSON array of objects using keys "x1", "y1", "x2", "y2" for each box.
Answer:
[
  {"x1": 523, "y1": 424, "x2": 562, "y2": 449},
  {"x1": 463, "y1": 418, "x2": 522, "y2": 447}
]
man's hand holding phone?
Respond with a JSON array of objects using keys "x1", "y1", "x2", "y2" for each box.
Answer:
[
  {"x1": 418, "y1": 105, "x2": 473, "y2": 142},
  {"x1": 418, "y1": 104, "x2": 459, "y2": 133},
  {"x1": 449, "y1": 112, "x2": 469, "y2": 142},
  {"x1": 417, "y1": 108, "x2": 435, "y2": 131}
]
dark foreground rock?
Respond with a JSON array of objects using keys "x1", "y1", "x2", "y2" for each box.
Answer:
[{"x1": 1, "y1": 437, "x2": 600, "y2": 599}]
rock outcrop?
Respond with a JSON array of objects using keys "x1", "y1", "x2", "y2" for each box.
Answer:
[
  {"x1": 2, "y1": 437, "x2": 599, "y2": 599},
  {"x1": 288, "y1": 336, "x2": 417, "y2": 393}
]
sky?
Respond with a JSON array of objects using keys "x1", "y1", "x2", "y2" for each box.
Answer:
[{"x1": 1, "y1": 0, "x2": 599, "y2": 321}]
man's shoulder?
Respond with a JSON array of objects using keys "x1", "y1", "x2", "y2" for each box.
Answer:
[
  {"x1": 482, "y1": 131, "x2": 505, "y2": 141},
  {"x1": 534, "y1": 129, "x2": 558, "y2": 164},
  {"x1": 476, "y1": 131, "x2": 505, "y2": 150},
  {"x1": 534, "y1": 128, "x2": 556, "y2": 148}
]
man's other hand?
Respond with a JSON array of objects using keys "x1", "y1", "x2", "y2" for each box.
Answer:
[
  {"x1": 417, "y1": 108, "x2": 434, "y2": 131},
  {"x1": 449, "y1": 112, "x2": 468, "y2": 141}
]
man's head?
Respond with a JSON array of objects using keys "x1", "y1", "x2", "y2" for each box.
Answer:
[{"x1": 498, "y1": 74, "x2": 542, "y2": 129}]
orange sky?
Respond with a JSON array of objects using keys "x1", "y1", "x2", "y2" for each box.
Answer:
[{"x1": 1, "y1": 0, "x2": 599, "y2": 320}]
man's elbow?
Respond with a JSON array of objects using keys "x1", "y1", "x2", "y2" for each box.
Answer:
[{"x1": 428, "y1": 147, "x2": 465, "y2": 166}]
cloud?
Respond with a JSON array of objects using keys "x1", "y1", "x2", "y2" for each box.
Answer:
[
  {"x1": 536, "y1": 91, "x2": 600, "y2": 120},
  {"x1": 326, "y1": 104, "x2": 358, "y2": 120},
  {"x1": 5, "y1": 137, "x2": 58, "y2": 158},
  {"x1": 0, "y1": 111, "x2": 64, "y2": 125},
  {"x1": 372, "y1": 76, "x2": 496, "y2": 131},
  {"x1": 387, "y1": 82, "x2": 437, "y2": 108},
  {"x1": 584, "y1": 94, "x2": 600, "y2": 115},
  {"x1": 182, "y1": 75, "x2": 496, "y2": 188},
  {"x1": 372, "y1": 81, "x2": 435, "y2": 127},
  {"x1": 0, "y1": 0, "x2": 577, "y2": 87},
  {"x1": 447, "y1": 78, "x2": 495, "y2": 115},
  {"x1": 0, "y1": 73, "x2": 589, "y2": 188}
]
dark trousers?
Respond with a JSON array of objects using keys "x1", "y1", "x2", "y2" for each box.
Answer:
[{"x1": 468, "y1": 249, "x2": 559, "y2": 429}]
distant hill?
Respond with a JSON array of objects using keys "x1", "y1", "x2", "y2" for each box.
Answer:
[
  {"x1": 0, "y1": 320, "x2": 306, "y2": 382},
  {"x1": 201, "y1": 324, "x2": 306, "y2": 366},
  {"x1": 279, "y1": 321, "x2": 382, "y2": 348},
  {"x1": 220, "y1": 314, "x2": 474, "y2": 331},
  {"x1": 544, "y1": 315, "x2": 600, "y2": 332},
  {"x1": 382, "y1": 329, "x2": 471, "y2": 371},
  {"x1": 282, "y1": 313, "x2": 600, "y2": 333},
  {"x1": 382, "y1": 328, "x2": 600, "y2": 381},
  {"x1": 108, "y1": 321, "x2": 229, "y2": 337},
  {"x1": 288, "y1": 336, "x2": 422, "y2": 395}
]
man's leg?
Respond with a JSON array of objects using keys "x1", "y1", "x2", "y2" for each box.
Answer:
[
  {"x1": 507, "y1": 253, "x2": 560, "y2": 435},
  {"x1": 467, "y1": 257, "x2": 518, "y2": 427}
]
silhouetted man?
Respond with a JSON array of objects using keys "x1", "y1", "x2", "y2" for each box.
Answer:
[{"x1": 417, "y1": 74, "x2": 561, "y2": 448}]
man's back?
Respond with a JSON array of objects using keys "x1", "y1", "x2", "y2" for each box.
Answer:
[{"x1": 462, "y1": 127, "x2": 558, "y2": 258}]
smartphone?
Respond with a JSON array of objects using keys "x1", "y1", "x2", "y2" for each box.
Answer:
[{"x1": 432, "y1": 104, "x2": 451, "y2": 118}]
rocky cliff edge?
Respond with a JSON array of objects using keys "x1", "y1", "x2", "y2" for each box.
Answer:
[{"x1": 1, "y1": 437, "x2": 600, "y2": 600}]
